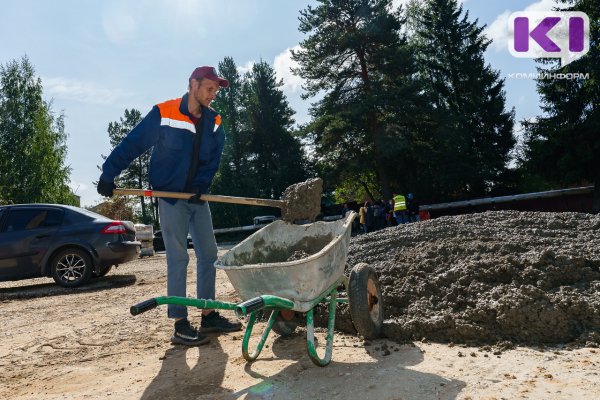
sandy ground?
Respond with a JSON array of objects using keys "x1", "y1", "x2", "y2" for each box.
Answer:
[{"x1": 0, "y1": 246, "x2": 598, "y2": 400}]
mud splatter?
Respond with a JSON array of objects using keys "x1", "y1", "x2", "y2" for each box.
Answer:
[{"x1": 343, "y1": 211, "x2": 600, "y2": 345}]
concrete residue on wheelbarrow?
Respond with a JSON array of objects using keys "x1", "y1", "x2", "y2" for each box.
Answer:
[
  {"x1": 343, "y1": 211, "x2": 600, "y2": 346},
  {"x1": 280, "y1": 177, "x2": 323, "y2": 223},
  {"x1": 231, "y1": 234, "x2": 333, "y2": 265}
]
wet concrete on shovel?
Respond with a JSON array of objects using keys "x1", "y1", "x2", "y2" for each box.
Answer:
[{"x1": 281, "y1": 177, "x2": 323, "y2": 223}]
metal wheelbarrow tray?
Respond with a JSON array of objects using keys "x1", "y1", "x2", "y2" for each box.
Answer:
[
  {"x1": 216, "y1": 211, "x2": 354, "y2": 312},
  {"x1": 130, "y1": 211, "x2": 384, "y2": 367}
]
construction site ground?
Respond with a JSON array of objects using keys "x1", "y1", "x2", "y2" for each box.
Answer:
[{"x1": 1, "y1": 210, "x2": 600, "y2": 399}]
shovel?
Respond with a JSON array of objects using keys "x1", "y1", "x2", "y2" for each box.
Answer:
[
  {"x1": 113, "y1": 177, "x2": 323, "y2": 222},
  {"x1": 113, "y1": 188, "x2": 283, "y2": 208}
]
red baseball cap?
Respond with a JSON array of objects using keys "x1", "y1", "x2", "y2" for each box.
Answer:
[{"x1": 189, "y1": 66, "x2": 229, "y2": 88}]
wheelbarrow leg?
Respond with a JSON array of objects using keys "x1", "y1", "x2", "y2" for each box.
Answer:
[
  {"x1": 242, "y1": 310, "x2": 279, "y2": 362},
  {"x1": 306, "y1": 288, "x2": 337, "y2": 367}
]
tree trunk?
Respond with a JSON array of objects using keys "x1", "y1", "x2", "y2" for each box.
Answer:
[
  {"x1": 139, "y1": 196, "x2": 146, "y2": 222},
  {"x1": 357, "y1": 49, "x2": 392, "y2": 201},
  {"x1": 367, "y1": 113, "x2": 392, "y2": 200},
  {"x1": 593, "y1": 179, "x2": 600, "y2": 214}
]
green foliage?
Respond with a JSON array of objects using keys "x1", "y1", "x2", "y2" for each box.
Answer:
[
  {"x1": 293, "y1": 0, "x2": 515, "y2": 205},
  {"x1": 241, "y1": 61, "x2": 307, "y2": 197},
  {"x1": 333, "y1": 170, "x2": 380, "y2": 204},
  {"x1": 102, "y1": 109, "x2": 156, "y2": 224},
  {"x1": 520, "y1": 0, "x2": 600, "y2": 202},
  {"x1": 0, "y1": 56, "x2": 75, "y2": 205},
  {"x1": 293, "y1": 0, "x2": 420, "y2": 200},
  {"x1": 412, "y1": 0, "x2": 515, "y2": 202},
  {"x1": 210, "y1": 59, "x2": 309, "y2": 227},
  {"x1": 211, "y1": 57, "x2": 253, "y2": 227}
]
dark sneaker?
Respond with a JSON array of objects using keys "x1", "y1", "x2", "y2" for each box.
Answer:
[
  {"x1": 171, "y1": 319, "x2": 210, "y2": 346},
  {"x1": 200, "y1": 311, "x2": 243, "y2": 333}
]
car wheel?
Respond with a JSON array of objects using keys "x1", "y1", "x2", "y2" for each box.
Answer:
[
  {"x1": 51, "y1": 248, "x2": 93, "y2": 288},
  {"x1": 93, "y1": 265, "x2": 112, "y2": 278}
]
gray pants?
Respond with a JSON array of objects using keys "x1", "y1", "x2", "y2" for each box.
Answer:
[{"x1": 158, "y1": 199, "x2": 218, "y2": 319}]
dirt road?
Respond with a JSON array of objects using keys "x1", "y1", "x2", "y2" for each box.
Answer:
[{"x1": 1, "y1": 245, "x2": 599, "y2": 399}]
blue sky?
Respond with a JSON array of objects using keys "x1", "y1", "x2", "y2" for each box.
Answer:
[{"x1": 0, "y1": 0, "x2": 565, "y2": 207}]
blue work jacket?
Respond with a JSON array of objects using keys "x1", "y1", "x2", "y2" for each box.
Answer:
[{"x1": 100, "y1": 93, "x2": 225, "y2": 200}]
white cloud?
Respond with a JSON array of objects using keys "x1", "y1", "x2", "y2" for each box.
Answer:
[
  {"x1": 392, "y1": 0, "x2": 467, "y2": 10},
  {"x1": 69, "y1": 181, "x2": 89, "y2": 196},
  {"x1": 102, "y1": 2, "x2": 137, "y2": 45},
  {"x1": 486, "y1": 10, "x2": 512, "y2": 52},
  {"x1": 101, "y1": 0, "x2": 216, "y2": 46},
  {"x1": 43, "y1": 77, "x2": 132, "y2": 105},
  {"x1": 273, "y1": 46, "x2": 303, "y2": 93},
  {"x1": 485, "y1": 0, "x2": 561, "y2": 52},
  {"x1": 237, "y1": 61, "x2": 255, "y2": 75}
]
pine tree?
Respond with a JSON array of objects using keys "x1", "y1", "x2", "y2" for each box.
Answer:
[
  {"x1": 209, "y1": 59, "x2": 308, "y2": 228},
  {"x1": 413, "y1": 0, "x2": 515, "y2": 201},
  {"x1": 102, "y1": 109, "x2": 156, "y2": 223},
  {"x1": 210, "y1": 57, "x2": 250, "y2": 226},
  {"x1": 520, "y1": 0, "x2": 599, "y2": 212},
  {"x1": 293, "y1": 0, "x2": 419, "y2": 200},
  {"x1": 0, "y1": 56, "x2": 74, "y2": 205},
  {"x1": 241, "y1": 61, "x2": 307, "y2": 199}
]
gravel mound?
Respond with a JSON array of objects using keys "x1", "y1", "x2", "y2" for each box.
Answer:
[{"x1": 345, "y1": 211, "x2": 600, "y2": 345}]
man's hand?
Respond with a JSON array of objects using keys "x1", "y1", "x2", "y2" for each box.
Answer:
[
  {"x1": 188, "y1": 192, "x2": 206, "y2": 205},
  {"x1": 97, "y1": 179, "x2": 116, "y2": 197}
]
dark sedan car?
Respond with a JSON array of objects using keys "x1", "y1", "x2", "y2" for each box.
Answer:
[{"x1": 0, "y1": 204, "x2": 140, "y2": 287}]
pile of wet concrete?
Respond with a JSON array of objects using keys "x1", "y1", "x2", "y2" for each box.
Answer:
[{"x1": 342, "y1": 211, "x2": 600, "y2": 346}]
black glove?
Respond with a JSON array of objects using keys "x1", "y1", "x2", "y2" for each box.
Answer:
[
  {"x1": 97, "y1": 179, "x2": 116, "y2": 197},
  {"x1": 188, "y1": 192, "x2": 206, "y2": 205}
]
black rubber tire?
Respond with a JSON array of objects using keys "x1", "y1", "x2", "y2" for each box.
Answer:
[
  {"x1": 270, "y1": 311, "x2": 300, "y2": 337},
  {"x1": 50, "y1": 248, "x2": 93, "y2": 288},
  {"x1": 348, "y1": 263, "x2": 383, "y2": 339},
  {"x1": 93, "y1": 265, "x2": 113, "y2": 278}
]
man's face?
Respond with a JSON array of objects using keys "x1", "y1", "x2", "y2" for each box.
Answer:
[{"x1": 191, "y1": 78, "x2": 220, "y2": 108}]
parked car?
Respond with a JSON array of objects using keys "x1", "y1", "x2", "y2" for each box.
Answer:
[
  {"x1": 153, "y1": 231, "x2": 193, "y2": 252},
  {"x1": 253, "y1": 215, "x2": 278, "y2": 225},
  {"x1": 0, "y1": 204, "x2": 140, "y2": 288}
]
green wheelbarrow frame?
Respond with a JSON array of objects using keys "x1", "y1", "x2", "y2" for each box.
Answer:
[{"x1": 130, "y1": 277, "x2": 348, "y2": 367}]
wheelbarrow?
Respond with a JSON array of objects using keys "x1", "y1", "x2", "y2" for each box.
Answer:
[{"x1": 130, "y1": 211, "x2": 383, "y2": 367}]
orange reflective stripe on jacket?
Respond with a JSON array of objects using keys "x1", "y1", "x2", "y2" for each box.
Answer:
[{"x1": 156, "y1": 98, "x2": 196, "y2": 134}]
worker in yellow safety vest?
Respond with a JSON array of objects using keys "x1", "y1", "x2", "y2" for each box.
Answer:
[{"x1": 393, "y1": 194, "x2": 407, "y2": 224}]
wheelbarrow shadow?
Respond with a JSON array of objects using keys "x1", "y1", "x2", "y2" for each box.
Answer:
[
  {"x1": 234, "y1": 333, "x2": 466, "y2": 400},
  {"x1": 140, "y1": 340, "x2": 232, "y2": 400}
]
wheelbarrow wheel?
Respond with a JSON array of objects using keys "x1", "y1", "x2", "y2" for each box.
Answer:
[
  {"x1": 270, "y1": 310, "x2": 300, "y2": 337},
  {"x1": 348, "y1": 263, "x2": 383, "y2": 339}
]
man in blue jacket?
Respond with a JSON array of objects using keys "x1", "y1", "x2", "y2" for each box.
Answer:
[{"x1": 97, "y1": 66, "x2": 242, "y2": 346}]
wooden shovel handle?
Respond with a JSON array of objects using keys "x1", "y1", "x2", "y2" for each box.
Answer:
[{"x1": 113, "y1": 188, "x2": 284, "y2": 209}]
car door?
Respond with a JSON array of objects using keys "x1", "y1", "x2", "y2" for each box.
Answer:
[{"x1": 0, "y1": 207, "x2": 64, "y2": 280}]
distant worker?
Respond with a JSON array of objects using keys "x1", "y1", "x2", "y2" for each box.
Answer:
[
  {"x1": 393, "y1": 193, "x2": 407, "y2": 224},
  {"x1": 386, "y1": 199, "x2": 395, "y2": 226},
  {"x1": 359, "y1": 203, "x2": 367, "y2": 233},
  {"x1": 373, "y1": 200, "x2": 386, "y2": 230},
  {"x1": 365, "y1": 201, "x2": 374, "y2": 233},
  {"x1": 406, "y1": 193, "x2": 420, "y2": 222}
]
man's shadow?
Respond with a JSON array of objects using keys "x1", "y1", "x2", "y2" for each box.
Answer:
[
  {"x1": 235, "y1": 331, "x2": 466, "y2": 400},
  {"x1": 141, "y1": 339, "x2": 231, "y2": 400}
]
